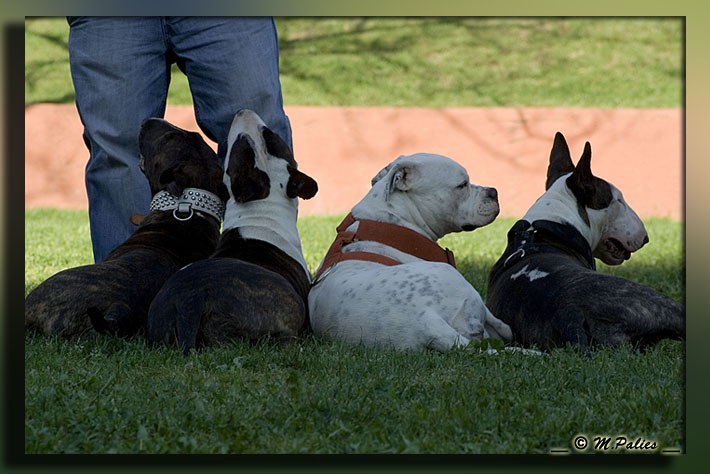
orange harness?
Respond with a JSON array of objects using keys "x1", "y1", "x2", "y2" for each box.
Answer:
[{"x1": 313, "y1": 213, "x2": 456, "y2": 281}]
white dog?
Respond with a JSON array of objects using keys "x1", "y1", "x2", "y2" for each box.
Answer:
[{"x1": 308, "y1": 153, "x2": 512, "y2": 352}]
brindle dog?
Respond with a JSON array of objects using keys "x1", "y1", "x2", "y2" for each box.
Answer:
[
  {"x1": 25, "y1": 118, "x2": 229, "y2": 339},
  {"x1": 147, "y1": 110, "x2": 318, "y2": 354}
]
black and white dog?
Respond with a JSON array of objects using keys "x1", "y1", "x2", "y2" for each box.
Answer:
[
  {"x1": 25, "y1": 118, "x2": 229, "y2": 339},
  {"x1": 486, "y1": 132, "x2": 684, "y2": 352},
  {"x1": 147, "y1": 109, "x2": 318, "y2": 354}
]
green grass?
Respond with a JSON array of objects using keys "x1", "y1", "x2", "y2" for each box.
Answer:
[
  {"x1": 24, "y1": 209, "x2": 684, "y2": 453},
  {"x1": 25, "y1": 17, "x2": 683, "y2": 108}
]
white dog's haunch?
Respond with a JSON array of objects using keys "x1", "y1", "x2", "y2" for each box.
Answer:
[{"x1": 309, "y1": 153, "x2": 512, "y2": 352}]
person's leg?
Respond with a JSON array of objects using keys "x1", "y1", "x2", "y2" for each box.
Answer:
[
  {"x1": 165, "y1": 17, "x2": 292, "y2": 161},
  {"x1": 68, "y1": 16, "x2": 171, "y2": 262}
]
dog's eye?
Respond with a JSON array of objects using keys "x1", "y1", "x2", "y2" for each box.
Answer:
[{"x1": 456, "y1": 181, "x2": 468, "y2": 189}]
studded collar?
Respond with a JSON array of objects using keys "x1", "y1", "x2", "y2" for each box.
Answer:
[{"x1": 149, "y1": 188, "x2": 225, "y2": 224}]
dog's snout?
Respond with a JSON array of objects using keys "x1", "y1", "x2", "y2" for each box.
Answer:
[
  {"x1": 486, "y1": 187, "x2": 498, "y2": 200},
  {"x1": 643, "y1": 234, "x2": 649, "y2": 245}
]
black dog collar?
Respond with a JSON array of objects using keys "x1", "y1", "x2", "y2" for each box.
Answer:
[
  {"x1": 149, "y1": 188, "x2": 225, "y2": 223},
  {"x1": 502, "y1": 219, "x2": 596, "y2": 271}
]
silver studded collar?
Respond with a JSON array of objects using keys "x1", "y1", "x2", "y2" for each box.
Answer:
[{"x1": 149, "y1": 188, "x2": 225, "y2": 223}]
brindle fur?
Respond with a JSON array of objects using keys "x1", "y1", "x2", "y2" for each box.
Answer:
[
  {"x1": 147, "y1": 228, "x2": 311, "y2": 353},
  {"x1": 146, "y1": 113, "x2": 316, "y2": 354},
  {"x1": 25, "y1": 118, "x2": 229, "y2": 339}
]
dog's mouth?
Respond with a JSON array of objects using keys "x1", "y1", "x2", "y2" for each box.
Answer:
[
  {"x1": 479, "y1": 209, "x2": 499, "y2": 218},
  {"x1": 461, "y1": 205, "x2": 500, "y2": 232},
  {"x1": 480, "y1": 199, "x2": 500, "y2": 216},
  {"x1": 600, "y1": 237, "x2": 632, "y2": 265}
]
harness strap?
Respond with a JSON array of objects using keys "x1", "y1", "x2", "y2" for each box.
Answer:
[
  {"x1": 313, "y1": 213, "x2": 456, "y2": 281},
  {"x1": 501, "y1": 219, "x2": 596, "y2": 271}
]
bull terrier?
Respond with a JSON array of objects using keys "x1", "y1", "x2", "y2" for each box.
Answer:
[{"x1": 486, "y1": 132, "x2": 684, "y2": 352}]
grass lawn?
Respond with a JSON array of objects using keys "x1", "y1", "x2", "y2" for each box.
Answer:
[
  {"x1": 25, "y1": 17, "x2": 683, "y2": 108},
  {"x1": 24, "y1": 209, "x2": 684, "y2": 454},
  {"x1": 23, "y1": 16, "x2": 684, "y2": 455}
]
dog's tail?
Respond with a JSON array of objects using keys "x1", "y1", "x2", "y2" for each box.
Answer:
[
  {"x1": 484, "y1": 307, "x2": 513, "y2": 343},
  {"x1": 147, "y1": 293, "x2": 204, "y2": 356},
  {"x1": 88, "y1": 303, "x2": 136, "y2": 338},
  {"x1": 175, "y1": 300, "x2": 204, "y2": 356},
  {"x1": 633, "y1": 298, "x2": 686, "y2": 350}
]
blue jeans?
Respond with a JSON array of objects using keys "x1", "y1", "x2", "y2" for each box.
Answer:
[{"x1": 67, "y1": 17, "x2": 292, "y2": 262}]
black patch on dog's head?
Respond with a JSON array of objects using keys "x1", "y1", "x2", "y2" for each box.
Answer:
[
  {"x1": 139, "y1": 118, "x2": 228, "y2": 201},
  {"x1": 566, "y1": 141, "x2": 613, "y2": 211},
  {"x1": 262, "y1": 127, "x2": 297, "y2": 167},
  {"x1": 286, "y1": 166, "x2": 318, "y2": 200},
  {"x1": 545, "y1": 132, "x2": 575, "y2": 190},
  {"x1": 227, "y1": 134, "x2": 271, "y2": 203}
]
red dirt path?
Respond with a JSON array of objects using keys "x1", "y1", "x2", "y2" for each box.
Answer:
[{"x1": 25, "y1": 104, "x2": 683, "y2": 220}]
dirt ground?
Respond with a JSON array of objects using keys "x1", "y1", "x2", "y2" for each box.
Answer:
[{"x1": 25, "y1": 104, "x2": 682, "y2": 220}]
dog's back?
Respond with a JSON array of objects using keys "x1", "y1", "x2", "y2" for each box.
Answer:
[
  {"x1": 147, "y1": 230, "x2": 310, "y2": 352},
  {"x1": 25, "y1": 218, "x2": 218, "y2": 338},
  {"x1": 487, "y1": 221, "x2": 684, "y2": 351}
]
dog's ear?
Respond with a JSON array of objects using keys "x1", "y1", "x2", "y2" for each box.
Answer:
[
  {"x1": 385, "y1": 162, "x2": 420, "y2": 197},
  {"x1": 262, "y1": 127, "x2": 295, "y2": 164},
  {"x1": 567, "y1": 141, "x2": 612, "y2": 210},
  {"x1": 546, "y1": 132, "x2": 575, "y2": 190},
  {"x1": 226, "y1": 134, "x2": 271, "y2": 203},
  {"x1": 287, "y1": 166, "x2": 318, "y2": 200},
  {"x1": 371, "y1": 159, "x2": 400, "y2": 186}
]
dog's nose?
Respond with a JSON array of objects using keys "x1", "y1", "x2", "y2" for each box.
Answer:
[
  {"x1": 643, "y1": 234, "x2": 649, "y2": 245},
  {"x1": 486, "y1": 187, "x2": 498, "y2": 200}
]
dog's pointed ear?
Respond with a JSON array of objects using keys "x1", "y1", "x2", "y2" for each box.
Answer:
[
  {"x1": 226, "y1": 134, "x2": 270, "y2": 203},
  {"x1": 568, "y1": 141, "x2": 595, "y2": 196},
  {"x1": 567, "y1": 141, "x2": 612, "y2": 210},
  {"x1": 575, "y1": 141, "x2": 593, "y2": 179},
  {"x1": 287, "y1": 166, "x2": 318, "y2": 200},
  {"x1": 567, "y1": 141, "x2": 596, "y2": 211},
  {"x1": 545, "y1": 132, "x2": 575, "y2": 190},
  {"x1": 384, "y1": 162, "x2": 420, "y2": 198}
]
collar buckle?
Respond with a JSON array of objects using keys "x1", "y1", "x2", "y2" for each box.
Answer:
[{"x1": 173, "y1": 202, "x2": 194, "y2": 221}]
